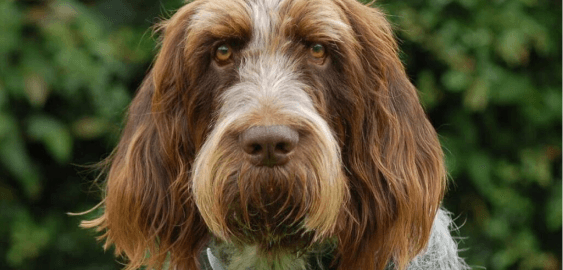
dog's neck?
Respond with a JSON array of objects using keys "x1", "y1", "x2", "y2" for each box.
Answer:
[
  {"x1": 202, "y1": 238, "x2": 337, "y2": 270},
  {"x1": 200, "y1": 209, "x2": 469, "y2": 270}
]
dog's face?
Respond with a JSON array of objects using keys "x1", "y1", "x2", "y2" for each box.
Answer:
[
  {"x1": 83, "y1": 1, "x2": 447, "y2": 269},
  {"x1": 190, "y1": 0, "x2": 352, "y2": 249}
]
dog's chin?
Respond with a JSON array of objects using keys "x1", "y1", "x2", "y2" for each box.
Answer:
[
  {"x1": 225, "y1": 208, "x2": 316, "y2": 255},
  {"x1": 221, "y1": 164, "x2": 323, "y2": 253}
]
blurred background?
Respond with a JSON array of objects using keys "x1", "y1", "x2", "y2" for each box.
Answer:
[{"x1": 0, "y1": 0, "x2": 560, "y2": 269}]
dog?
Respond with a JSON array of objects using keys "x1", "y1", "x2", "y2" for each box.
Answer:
[{"x1": 82, "y1": 0, "x2": 469, "y2": 269}]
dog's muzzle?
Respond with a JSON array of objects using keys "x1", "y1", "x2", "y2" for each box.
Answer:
[{"x1": 191, "y1": 54, "x2": 348, "y2": 253}]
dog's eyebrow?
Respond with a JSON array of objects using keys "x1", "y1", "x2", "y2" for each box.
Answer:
[
  {"x1": 189, "y1": 0, "x2": 252, "y2": 40},
  {"x1": 279, "y1": 0, "x2": 353, "y2": 43}
]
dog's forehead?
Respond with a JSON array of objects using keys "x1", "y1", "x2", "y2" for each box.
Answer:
[
  {"x1": 246, "y1": 0, "x2": 282, "y2": 46},
  {"x1": 190, "y1": 0, "x2": 352, "y2": 45}
]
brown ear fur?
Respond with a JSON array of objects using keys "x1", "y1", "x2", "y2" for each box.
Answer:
[
  {"x1": 334, "y1": 1, "x2": 446, "y2": 270},
  {"x1": 81, "y1": 3, "x2": 209, "y2": 270},
  {"x1": 82, "y1": 0, "x2": 445, "y2": 269}
]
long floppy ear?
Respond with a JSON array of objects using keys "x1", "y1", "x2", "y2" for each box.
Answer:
[
  {"x1": 81, "y1": 3, "x2": 210, "y2": 270},
  {"x1": 335, "y1": 1, "x2": 446, "y2": 270}
]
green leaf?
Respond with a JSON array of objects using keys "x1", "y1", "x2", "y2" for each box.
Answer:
[
  {"x1": 27, "y1": 115, "x2": 73, "y2": 164},
  {"x1": 467, "y1": 152, "x2": 494, "y2": 197},
  {"x1": 441, "y1": 70, "x2": 471, "y2": 92},
  {"x1": 543, "y1": 88, "x2": 562, "y2": 120},
  {"x1": 72, "y1": 117, "x2": 109, "y2": 140},
  {"x1": 417, "y1": 70, "x2": 440, "y2": 109},
  {"x1": 24, "y1": 73, "x2": 49, "y2": 108},
  {"x1": 0, "y1": 115, "x2": 41, "y2": 199},
  {"x1": 7, "y1": 211, "x2": 52, "y2": 267},
  {"x1": 496, "y1": 29, "x2": 528, "y2": 66},
  {"x1": 0, "y1": 113, "x2": 13, "y2": 137},
  {"x1": 490, "y1": 188, "x2": 533, "y2": 219},
  {"x1": 519, "y1": 148, "x2": 551, "y2": 187},
  {"x1": 486, "y1": 215, "x2": 511, "y2": 239},
  {"x1": 491, "y1": 73, "x2": 533, "y2": 105},
  {"x1": 494, "y1": 159, "x2": 520, "y2": 184},
  {"x1": 545, "y1": 181, "x2": 562, "y2": 231},
  {"x1": 0, "y1": 87, "x2": 5, "y2": 109},
  {"x1": 463, "y1": 77, "x2": 489, "y2": 111},
  {"x1": 0, "y1": 0, "x2": 22, "y2": 56},
  {"x1": 92, "y1": 84, "x2": 131, "y2": 119}
]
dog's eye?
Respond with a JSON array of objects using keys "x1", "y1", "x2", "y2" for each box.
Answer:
[
  {"x1": 309, "y1": 43, "x2": 326, "y2": 59},
  {"x1": 216, "y1": 44, "x2": 233, "y2": 62}
]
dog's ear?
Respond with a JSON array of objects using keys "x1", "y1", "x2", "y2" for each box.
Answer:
[
  {"x1": 335, "y1": 1, "x2": 446, "y2": 270},
  {"x1": 81, "y1": 3, "x2": 209, "y2": 270}
]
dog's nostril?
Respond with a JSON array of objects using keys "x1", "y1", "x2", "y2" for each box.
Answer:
[
  {"x1": 240, "y1": 125, "x2": 299, "y2": 167},
  {"x1": 275, "y1": 142, "x2": 292, "y2": 154},
  {"x1": 250, "y1": 143, "x2": 262, "y2": 155}
]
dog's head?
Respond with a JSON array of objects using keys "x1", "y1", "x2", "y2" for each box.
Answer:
[{"x1": 83, "y1": 0, "x2": 446, "y2": 269}]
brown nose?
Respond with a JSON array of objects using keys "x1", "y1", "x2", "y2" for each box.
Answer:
[{"x1": 240, "y1": 125, "x2": 299, "y2": 167}]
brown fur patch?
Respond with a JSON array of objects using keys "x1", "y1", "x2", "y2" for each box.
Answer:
[{"x1": 82, "y1": 1, "x2": 446, "y2": 270}]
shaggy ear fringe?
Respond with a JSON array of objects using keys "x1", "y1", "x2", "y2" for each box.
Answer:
[
  {"x1": 404, "y1": 209, "x2": 470, "y2": 270},
  {"x1": 77, "y1": 0, "x2": 468, "y2": 269}
]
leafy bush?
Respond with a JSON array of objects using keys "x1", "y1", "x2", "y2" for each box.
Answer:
[
  {"x1": 377, "y1": 1, "x2": 562, "y2": 269},
  {"x1": 0, "y1": 0, "x2": 164, "y2": 268},
  {"x1": 0, "y1": 0, "x2": 560, "y2": 269}
]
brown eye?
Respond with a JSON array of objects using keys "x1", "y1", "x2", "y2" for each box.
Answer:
[
  {"x1": 310, "y1": 43, "x2": 326, "y2": 59},
  {"x1": 216, "y1": 44, "x2": 232, "y2": 62}
]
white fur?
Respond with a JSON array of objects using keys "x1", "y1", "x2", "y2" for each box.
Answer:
[
  {"x1": 205, "y1": 209, "x2": 469, "y2": 270},
  {"x1": 247, "y1": 0, "x2": 282, "y2": 47},
  {"x1": 404, "y1": 209, "x2": 470, "y2": 270}
]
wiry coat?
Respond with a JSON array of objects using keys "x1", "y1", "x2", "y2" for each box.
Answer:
[{"x1": 82, "y1": 0, "x2": 469, "y2": 269}]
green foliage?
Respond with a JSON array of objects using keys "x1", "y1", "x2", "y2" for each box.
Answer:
[
  {"x1": 0, "y1": 0, "x2": 179, "y2": 269},
  {"x1": 0, "y1": 0, "x2": 560, "y2": 269},
  {"x1": 376, "y1": 0, "x2": 561, "y2": 269}
]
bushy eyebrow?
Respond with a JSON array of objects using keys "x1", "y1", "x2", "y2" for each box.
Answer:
[
  {"x1": 189, "y1": 0, "x2": 252, "y2": 41},
  {"x1": 279, "y1": 0, "x2": 354, "y2": 44}
]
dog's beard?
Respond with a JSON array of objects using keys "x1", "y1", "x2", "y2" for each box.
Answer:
[
  {"x1": 224, "y1": 161, "x2": 322, "y2": 253},
  {"x1": 192, "y1": 119, "x2": 347, "y2": 256}
]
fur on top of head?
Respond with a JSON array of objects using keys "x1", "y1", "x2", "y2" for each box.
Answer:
[{"x1": 82, "y1": 0, "x2": 447, "y2": 270}]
